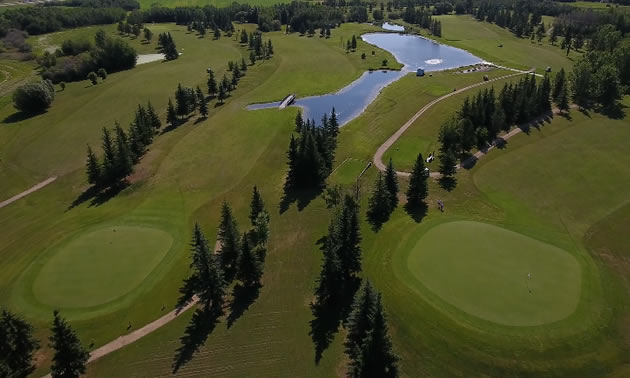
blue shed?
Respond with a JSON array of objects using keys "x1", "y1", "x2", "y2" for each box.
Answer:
[{"x1": 416, "y1": 68, "x2": 425, "y2": 77}]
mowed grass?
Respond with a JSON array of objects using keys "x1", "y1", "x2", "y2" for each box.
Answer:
[
  {"x1": 408, "y1": 220, "x2": 581, "y2": 326},
  {"x1": 427, "y1": 15, "x2": 576, "y2": 73},
  {"x1": 32, "y1": 225, "x2": 173, "y2": 308},
  {"x1": 138, "y1": 0, "x2": 295, "y2": 9}
]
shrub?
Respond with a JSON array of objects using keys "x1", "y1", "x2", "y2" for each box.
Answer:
[
  {"x1": 97, "y1": 68, "x2": 107, "y2": 80},
  {"x1": 87, "y1": 71, "x2": 98, "y2": 85},
  {"x1": 12, "y1": 80, "x2": 55, "y2": 113}
]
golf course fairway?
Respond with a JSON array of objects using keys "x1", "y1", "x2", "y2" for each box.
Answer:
[
  {"x1": 32, "y1": 226, "x2": 173, "y2": 308},
  {"x1": 408, "y1": 221, "x2": 581, "y2": 326}
]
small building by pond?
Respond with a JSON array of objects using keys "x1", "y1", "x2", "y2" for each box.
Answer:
[{"x1": 416, "y1": 68, "x2": 425, "y2": 77}]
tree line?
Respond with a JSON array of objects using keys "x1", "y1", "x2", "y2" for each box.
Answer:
[
  {"x1": 1, "y1": 308, "x2": 90, "y2": 378},
  {"x1": 85, "y1": 102, "x2": 160, "y2": 189},
  {"x1": 40, "y1": 29, "x2": 136, "y2": 83},
  {"x1": 311, "y1": 193, "x2": 399, "y2": 375},
  {"x1": 402, "y1": 6, "x2": 442, "y2": 36},
  {"x1": 173, "y1": 188, "x2": 269, "y2": 370},
  {"x1": 284, "y1": 108, "x2": 339, "y2": 193}
]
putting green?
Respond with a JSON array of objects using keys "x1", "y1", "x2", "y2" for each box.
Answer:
[
  {"x1": 33, "y1": 226, "x2": 172, "y2": 308},
  {"x1": 408, "y1": 221, "x2": 582, "y2": 326}
]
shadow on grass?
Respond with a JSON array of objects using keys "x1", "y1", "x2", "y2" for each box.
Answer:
[
  {"x1": 279, "y1": 187, "x2": 322, "y2": 214},
  {"x1": 600, "y1": 102, "x2": 626, "y2": 120},
  {"x1": 366, "y1": 208, "x2": 392, "y2": 232},
  {"x1": 226, "y1": 283, "x2": 261, "y2": 329},
  {"x1": 439, "y1": 176, "x2": 457, "y2": 192},
  {"x1": 68, "y1": 182, "x2": 128, "y2": 210},
  {"x1": 309, "y1": 277, "x2": 360, "y2": 365},
  {"x1": 2, "y1": 110, "x2": 43, "y2": 124},
  {"x1": 404, "y1": 202, "x2": 427, "y2": 223},
  {"x1": 172, "y1": 307, "x2": 220, "y2": 374}
]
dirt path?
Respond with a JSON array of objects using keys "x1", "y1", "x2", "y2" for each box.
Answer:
[
  {"x1": 373, "y1": 68, "x2": 535, "y2": 177},
  {"x1": 0, "y1": 177, "x2": 57, "y2": 209}
]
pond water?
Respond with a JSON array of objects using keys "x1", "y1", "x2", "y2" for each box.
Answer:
[
  {"x1": 381, "y1": 22, "x2": 405, "y2": 32},
  {"x1": 247, "y1": 32, "x2": 482, "y2": 126}
]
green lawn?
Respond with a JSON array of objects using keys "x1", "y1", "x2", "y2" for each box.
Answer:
[
  {"x1": 408, "y1": 220, "x2": 581, "y2": 326},
  {"x1": 138, "y1": 0, "x2": 296, "y2": 9},
  {"x1": 2, "y1": 17, "x2": 630, "y2": 378}
]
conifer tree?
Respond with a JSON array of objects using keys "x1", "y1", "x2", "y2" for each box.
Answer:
[
  {"x1": 85, "y1": 145, "x2": 101, "y2": 187},
  {"x1": 438, "y1": 149, "x2": 457, "y2": 179},
  {"x1": 284, "y1": 134, "x2": 298, "y2": 192},
  {"x1": 175, "y1": 84, "x2": 189, "y2": 118},
  {"x1": 199, "y1": 94, "x2": 208, "y2": 118},
  {"x1": 49, "y1": 311, "x2": 89, "y2": 378},
  {"x1": 147, "y1": 101, "x2": 161, "y2": 129},
  {"x1": 558, "y1": 84, "x2": 569, "y2": 113},
  {"x1": 295, "y1": 110, "x2": 304, "y2": 133},
  {"x1": 552, "y1": 68, "x2": 566, "y2": 102},
  {"x1": 367, "y1": 172, "x2": 392, "y2": 227},
  {"x1": 167, "y1": 98, "x2": 177, "y2": 127},
  {"x1": 249, "y1": 51, "x2": 256, "y2": 65},
  {"x1": 236, "y1": 233, "x2": 263, "y2": 288},
  {"x1": 217, "y1": 201, "x2": 240, "y2": 281},
  {"x1": 351, "y1": 35, "x2": 357, "y2": 50},
  {"x1": 0, "y1": 308, "x2": 40, "y2": 377},
  {"x1": 351, "y1": 295, "x2": 399, "y2": 378},
  {"x1": 249, "y1": 186, "x2": 265, "y2": 225},
  {"x1": 406, "y1": 153, "x2": 428, "y2": 208},
  {"x1": 114, "y1": 123, "x2": 133, "y2": 180},
  {"x1": 176, "y1": 224, "x2": 226, "y2": 314},
  {"x1": 207, "y1": 71, "x2": 217, "y2": 98},
  {"x1": 344, "y1": 281, "x2": 377, "y2": 370},
  {"x1": 336, "y1": 195, "x2": 362, "y2": 280},
  {"x1": 384, "y1": 159, "x2": 399, "y2": 210},
  {"x1": 251, "y1": 211, "x2": 270, "y2": 252},
  {"x1": 101, "y1": 127, "x2": 117, "y2": 185},
  {"x1": 240, "y1": 58, "x2": 247, "y2": 72},
  {"x1": 217, "y1": 84, "x2": 227, "y2": 104},
  {"x1": 267, "y1": 39, "x2": 273, "y2": 55}
]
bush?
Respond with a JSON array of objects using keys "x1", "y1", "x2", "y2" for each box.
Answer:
[
  {"x1": 12, "y1": 80, "x2": 55, "y2": 113},
  {"x1": 97, "y1": 68, "x2": 107, "y2": 79},
  {"x1": 87, "y1": 71, "x2": 98, "y2": 84}
]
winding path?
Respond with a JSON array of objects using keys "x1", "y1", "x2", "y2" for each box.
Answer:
[
  {"x1": 373, "y1": 68, "x2": 536, "y2": 178},
  {"x1": 0, "y1": 177, "x2": 57, "y2": 209}
]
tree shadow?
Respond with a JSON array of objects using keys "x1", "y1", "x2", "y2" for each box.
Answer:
[
  {"x1": 172, "y1": 307, "x2": 220, "y2": 374},
  {"x1": 438, "y1": 176, "x2": 457, "y2": 192},
  {"x1": 226, "y1": 283, "x2": 261, "y2": 329},
  {"x1": 366, "y1": 209, "x2": 391, "y2": 232},
  {"x1": 279, "y1": 187, "x2": 322, "y2": 214},
  {"x1": 404, "y1": 202, "x2": 427, "y2": 223},
  {"x1": 3, "y1": 110, "x2": 43, "y2": 123},
  {"x1": 600, "y1": 102, "x2": 626, "y2": 120},
  {"x1": 309, "y1": 277, "x2": 360, "y2": 365},
  {"x1": 67, "y1": 182, "x2": 128, "y2": 210}
]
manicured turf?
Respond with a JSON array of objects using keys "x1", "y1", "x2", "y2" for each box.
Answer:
[
  {"x1": 32, "y1": 226, "x2": 172, "y2": 308},
  {"x1": 408, "y1": 220, "x2": 581, "y2": 326}
]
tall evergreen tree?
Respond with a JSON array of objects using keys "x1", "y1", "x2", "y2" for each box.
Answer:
[
  {"x1": 249, "y1": 186, "x2": 265, "y2": 225},
  {"x1": 351, "y1": 295, "x2": 399, "y2": 378},
  {"x1": 384, "y1": 159, "x2": 399, "y2": 211},
  {"x1": 0, "y1": 308, "x2": 40, "y2": 378},
  {"x1": 295, "y1": 110, "x2": 304, "y2": 133},
  {"x1": 217, "y1": 84, "x2": 227, "y2": 104},
  {"x1": 284, "y1": 134, "x2": 298, "y2": 192},
  {"x1": 114, "y1": 123, "x2": 133, "y2": 180},
  {"x1": 49, "y1": 311, "x2": 89, "y2": 378},
  {"x1": 344, "y1": 282, "x2": 377, "y2": 373},
  {"x1": 552, "y1": 68, "x2": 566, "y2": 102},
  {"x1": 207, "y1": 71, "x2": 217, "y2": 98},
  {"x1": 85, "y1": 145, "x2": 101, "y2": 187},
  {"x1": 235, "y1": 233, "x2": 263, "y2": 288},
  {"x1": 217, "y1": 201, "x2": 240, "y2": 281},
  {"x1": 438, "y1": 149, "x2": 457, "y2": 179},
  {"x1": 367, "y1": 173, "x2": 392, "y2": 227},
  {"x1": 101, "y1": 127, "x2": 116, "y2": 185},
  {"x1": 146, "y1": 101, "x2": 161, "y2": 129},
  {"x1": 176, "y1": 223, "x2": 226, "y2": 314},
  {"x1": 558, "y1": 83, "x2": 570, "y2": 113},
  {"x1": 406, "y1": 153, "x2": 428, "y2": 208},
  {"x1": 167, "y1": 98, "x2": 177, "y2": 127}
]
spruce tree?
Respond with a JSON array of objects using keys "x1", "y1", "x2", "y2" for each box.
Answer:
[
  {"x1": 167, "y1": 98, "x2": 177, "y2": 128},
  {"x1": 251, "y1": 211, "x2": 270, "y2": 252},
  {"x1": 406, "y1": 153, "x2": 428, "y2": 208},
  {"x1": 207, "y1": 72, "x2": 217, "y2": 97},
  {"x1": 552, "y1": 68, "x2": 566, "y2": 102},
  {"x1": 114, "y1": 123, "x2": 133, "y2": 180},
  {"x1": 336, "y1": 195, "x2": 362, "y2": 279},
  {"x1": 351, "y1": 35, "x2": 357, "y2": 50},
  {"x1": 367, "y1": 172, "x2": 392, "y2": 226},
  {"x1": 85, "y1": 145, "x2": 101, "y2": 187},
  {"x1": 240, "y1": 58, "x2": 247, "y2": 72},
  {"x1": 217, "y1": 84, "x2": 227, "y2": 104},
  {"x1": 295, "y1": 110, "x2": 304, "y2": 133},
  {"x1": 0, "y1": 308, "x2": 40, "y2": 377},
  {"x1": 351, "y1": 295, "x2": 399, "y2": 378},
  {"x1": 267, "y1": 39, "x2": 273, "y2": 55},
  {"x1": 175, "y1": 84, "x2": 189, "y2": 118},
  {"x1": 558, "y1": 84, "x2": 570, "y2": 113},
  {"x1": 49, "y1": 311, "x2": 89, "y2": 378},
  {"x1": 236, "y1": 233, "x2": 263, "y2": 288},
  {"x1": 384, "y1": 159, "x2": 399, "y2": 210},
  {"x1": 249, "y1": 186, "x2": 265, "y2": 225},
  {"x1": 284, "y1": 134, "x2": 298, "y2": 192},
  {"x1": 101, "y1": 127, "x2": 116, "y2": 186},
  {"x1": 249, "y1": 51, "x2": 256, "y2": 65},
  {"x1": 177, "y1": 224, "x2": 226, "y2": 314},
  {"x1": 217, "y1": 201, "x2": 240, "y2": 281},
  {"x1": 199, "y1": 94, "x2": 208, "y2": 118},
  {"x1": 147, "y1": 101, "x2": 161, "y2": 129},
  {"x1": 439, "y1": 149, "x2": 457, "y2": 178},
  {"x1": 344, "y1": 281, "x2": 377, "y2": 370}
]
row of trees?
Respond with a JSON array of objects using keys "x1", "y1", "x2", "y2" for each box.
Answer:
[
  {"x1": 41, "y1": 30, "x2": 136, "y2": 83},
  {"x1": 284, "y1": 108, "x2": 339, "y2": 192},
  {"x1": 158, "y1": 32, "x2": 178, "y2": 60},
  {"x1": 1, "y1": 308, "x2": 90, "y2": 378},
  {"x1": 86, "y1": 102, "x2": 160, "y2": 189}
]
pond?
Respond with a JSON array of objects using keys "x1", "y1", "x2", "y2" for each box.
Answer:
[
  {"x1": 247, "y1": 31, "x2": 483, "y2": 126},
  {"x1": 381, "y1": 22, "x2": 405, "y2": 32}
]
